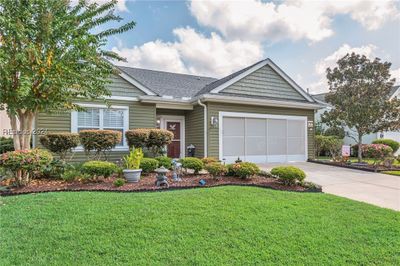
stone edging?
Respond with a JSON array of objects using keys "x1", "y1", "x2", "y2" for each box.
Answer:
[{"x1": 308, "y1": 159, "x2": 385, "y2": 173}]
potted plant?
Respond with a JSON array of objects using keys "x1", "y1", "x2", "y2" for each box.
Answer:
[{"x1": 122, "y1": 147, "x2": 144, "y2": 183}]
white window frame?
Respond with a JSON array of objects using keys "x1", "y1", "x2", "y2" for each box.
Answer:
[
  {"x1": 71, "y1": 103, "x2": 129, "y2": 151},
  {"x1": 219, "y1": 111, "x2": 308, "y2": 163}
]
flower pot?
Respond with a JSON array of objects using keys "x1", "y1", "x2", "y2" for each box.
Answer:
[{"x1": 123, "y1": 169, "x2": 142, "y2": 183}]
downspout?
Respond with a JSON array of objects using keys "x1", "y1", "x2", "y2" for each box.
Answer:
[{"x1": 197, "y1": 99, "x2": 207, "y2": 157}]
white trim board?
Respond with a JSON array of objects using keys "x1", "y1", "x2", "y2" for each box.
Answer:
[
  {"x1": 210, "y1": 59, "x2": 315, "y2": 103},
  {"x1": 218, "y1": 111, "x2": 308, "y2": 163}
]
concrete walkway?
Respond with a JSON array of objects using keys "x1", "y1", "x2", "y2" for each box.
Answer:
[{"x1": 259, "y1": 162, "x2": 400, "y2": 211}]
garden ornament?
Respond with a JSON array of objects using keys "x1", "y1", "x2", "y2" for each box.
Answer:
[
  {"x1": 155, "y1": 166, "x2": 169, "y2": 188},
  {"x1": 199, "y1": 179, "x2": 206, "y2": 186},
  {"x1": 171, "y1": 159, "x2": 182, "y2": 181}
]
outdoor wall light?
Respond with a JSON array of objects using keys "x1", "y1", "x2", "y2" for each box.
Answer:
[{"x1": 210, "y1": 116, "x2": 219, "y2": 127}]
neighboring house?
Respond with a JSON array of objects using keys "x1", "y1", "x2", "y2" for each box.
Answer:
[
  {"x1": 0, "y1": 110, "x2": 12, "y2": 137},
  {"x1": 314, "y1": 85, "x2": 400, "y2": 155},
  {"x1": 32, "y1": 58, "x2": 322, "y2": 163}
]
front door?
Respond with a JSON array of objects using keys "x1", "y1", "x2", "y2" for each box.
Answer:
[{"x1": 166, "y1": 121, "x2": 181, "y2": 158}]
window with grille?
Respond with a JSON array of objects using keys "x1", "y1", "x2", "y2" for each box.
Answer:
[{"x1": 72, "y1": 105, "x2": 128, "y2": 149}]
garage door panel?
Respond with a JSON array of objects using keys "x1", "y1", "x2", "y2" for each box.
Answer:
[
  {"x1": 223, "y1": 117, "x2": 244, "y2": 136},
  {"x1": 223, "y1": 137, "x2": 244, "y2": 156},
  {"x1": 246, "y1": 137, "x2": 266, "y2": 155},
  {"x1": 221, "y1": 113, "x2": 307, "y2": 163}
]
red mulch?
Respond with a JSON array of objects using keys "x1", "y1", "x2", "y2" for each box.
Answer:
[{"x1": 0, "y1": 173, "x2": 319, "y2": 196}]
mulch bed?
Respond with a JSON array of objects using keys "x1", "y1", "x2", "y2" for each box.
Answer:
[
  {"x1": 309, "y1": 159, "x2": 400, "y2": 173},
  {"x1": 0, "y1": 173, "x2": 321, "y2": 196}
]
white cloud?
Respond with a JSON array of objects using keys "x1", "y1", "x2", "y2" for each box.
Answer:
[
  {"x1": 310, "y1": 43, "x2": 379, "y2": 93},
  {"x1": 112, "y1": 27, "x2": 263, "y2": 77},
  {"x1": 189, "y1": 0, "x2": 399, "y2": 43}
]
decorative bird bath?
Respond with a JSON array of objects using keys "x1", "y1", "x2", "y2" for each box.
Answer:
[{"x1": 155, "y1": 166, "x2": 169, "y2": 188}]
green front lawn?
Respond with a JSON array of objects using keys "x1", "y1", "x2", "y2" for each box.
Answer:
[
  {"x1": 382, "y1": 171, "x2": 400, "y2": 176},
  {"x1": 1, "y1": 187, "x2": 399, "y2": 265}
]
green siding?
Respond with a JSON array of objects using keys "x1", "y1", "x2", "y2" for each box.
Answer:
[
  {"x1": 185, "y1": 105, "x2": 204, "y2": 158},
  {"x1": 207, "y1": 102, "x2": 315, "y2": 159},
  {"x1": 108, "y1": 74, "x2": 145, "y2": 97},
  {"x1": 221, "y1": 65, "x2": 306, "y2": 101},
  {"x1": 34, "y1": 100, "x2": 156, "y2": 162}
]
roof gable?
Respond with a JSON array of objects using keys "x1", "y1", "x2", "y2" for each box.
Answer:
[{"x1": 205, "y1": 59, "x2": 314, "y2": 102}]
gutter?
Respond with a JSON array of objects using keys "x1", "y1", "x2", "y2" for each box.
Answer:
[{"x1": 197, "y1": 99, "x2": 208, "y2": 157}]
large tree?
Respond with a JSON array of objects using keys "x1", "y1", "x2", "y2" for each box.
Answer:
[
  {"x1": 322, "y1": 53, "x2": 400, "y2": 162},
  {"x1": 0, "y1": 0, "x2": 135, "y2": 150}
]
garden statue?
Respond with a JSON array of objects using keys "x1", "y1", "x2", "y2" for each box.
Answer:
[
  {"x1": 171, "y1": 159, "x2": 182, "y2": 181},
  {"x1": 155, "y1": 166, "x2": 169, "y2": 188}
]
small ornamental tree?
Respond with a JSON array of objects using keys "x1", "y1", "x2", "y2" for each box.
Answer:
[
  {"x1": 361, "y1": 144, "x2": 393, "y2": 168},
  {"x1": 321, "y1": 53, "x2": 400, "y2": 162},
  {"x1": 39, "y1": 133, "x2": 79, "y2": 160},
  {"x1": 0, "y1": 0, "x2": 136, "y2": 150},
  {"x1": 125, "y1": 129, "x2": 150, "y2": 149}
]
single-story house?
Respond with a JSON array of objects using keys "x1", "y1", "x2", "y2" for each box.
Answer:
[
  {"x1": 33, "y1": 59, "x2": 322, "y2": 163},
  {"x1": 313, "y1": 85, "x2": 400, "y2": 155}
]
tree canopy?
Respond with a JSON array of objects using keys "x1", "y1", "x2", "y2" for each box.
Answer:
[
  {"x1": 321, "y1": 53, "x2": 400, "y2": 161},
  {"x1": 0, "y1": 0, "x2": 135, "y2": 149}
]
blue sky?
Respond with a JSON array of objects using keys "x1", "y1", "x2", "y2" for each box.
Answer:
[{"x1": 104, "y1": 0, "x2": 400, "y2": 94}]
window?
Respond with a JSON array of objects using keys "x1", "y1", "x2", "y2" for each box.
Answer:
[{"x1": 72, "y1": 104, "x2": 129, "y2": 149}]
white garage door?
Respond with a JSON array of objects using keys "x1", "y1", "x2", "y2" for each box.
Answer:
[{"x1": 220, "y1": 112, "x2": 307, "y2": 163}]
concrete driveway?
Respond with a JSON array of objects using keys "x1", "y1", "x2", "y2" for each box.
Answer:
[{"x1": 259, "y1": 162, "x2": 400, "y2": 211}]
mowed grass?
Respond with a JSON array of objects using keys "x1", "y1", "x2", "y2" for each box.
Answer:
[
  {"x1": 383, "y1": 170, "x2": 400, "y2": 176},
  {"x1": 1, "y1": 187, "x2": 399, "y2": 265}
]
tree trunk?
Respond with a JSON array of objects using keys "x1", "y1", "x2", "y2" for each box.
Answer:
[
  {"x1": 7, "y1": 110, "x2": 36, "y2": 150},
  {"x1": 357, "y1": 134, "x2": 363, "y2": 163}
]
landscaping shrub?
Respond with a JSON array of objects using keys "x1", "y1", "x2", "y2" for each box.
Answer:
[
  {"x1": 315, "y1": 135, "x2": 343, "y2": 159},
  {"x1": 79, "y1": 130, "x2": 122, "y2": 159},
  {"x1": 123, "y1": 148, "x2": 143, "y2": 169},
  {"x1": 0, "y1": 149, "x2": 53, "y2": 186},
  {"x1": 113, "y1": 178, "x2": 126, "y2": 187},
  {"x1": 147, "y1": 129, "x2": 174, "y2": 156},
  {"x1": 140, "y1": 158, "x2": 158, "y2": 173},
  {"x1": 125, "y1": 129, "x2": 150, "y2": 149},
  {"x1": 81, "y1": 161, "x2": 118, "y2": 178},
  {"x1": 40, "y1": 159, "x2": 68, "y2": 179},
  {"x1": 155, "y1": 156, "x2": 172, "y2": 169},
  {"x1": 180, "y1": 157, "x2": 204, "y2": 174},
  {"x1": 270, "y1": 166, "x2": 306, "y2": 186},
  {"x1": 361, "y1": 144, "x2": 393, "y2": 166},
  {"x1": 61, "y1": 168, "x2": 81, "y2": 182},
  {"x1": 229, "y1": 162, "x2": 260, "y2": 179},
  {"x1": 0, "y1": 137, "x2": 14, "y2": 154},
  {"x1": 201, "y1": 157, "x2": 218, "y2": 165},
  {"x1": 39, "y1": 133, "x2": 79, "y2": 159},
  {"x1": 205, "y1": 162, "x2": 227, "y2": 179},
  {"x1": 372, "y1": 139, "x2": 399, "y2": 153}
]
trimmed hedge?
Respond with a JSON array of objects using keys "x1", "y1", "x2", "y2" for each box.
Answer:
[
  {"x1": 372, "y1": 139, "x2": 399, "y2": 153},
  {"x1": 40, "y1": 133, "x2": 79, "y2": 159},
  {"x1": 125, "y1": 129, "x2": 150, "y2": 149},
  {"x1": 270, "y1": 166, "x2": 306, "y2": 186},
  {"x1": 180, "y1": 157, "x2": 204, "y2": 174},
  {"x1": 0, "y1": 137, "x2": 14, "y2": 154},
  {"x1": 79, "y1": 130, "x2": 122, "y2": 159},
  {"x1": 202, "y1": 157, "x2": 218, "y2": 165},
  {"x1": 155, "y1": 156, "x2": 172, "y2": 169},
  {"x1": 140, "y1": 158, "x2": 159, "y2": 174},
  {"x1": 81, "y1": 161, "x2": 118, "y2": 178},
  {"x1": 229, "y1": 162, "x2": 260, "y2": 179},
  {"x1": 361, "y1": 144, "x2": 393, "y2": 161},
  {"x1": 205, "y1": 162, "x2": 227, "y2": 179}
]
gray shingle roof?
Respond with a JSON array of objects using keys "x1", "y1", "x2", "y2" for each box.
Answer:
[{"x1": 116, "y1": 66, "x2": 217, "y2": 98}]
